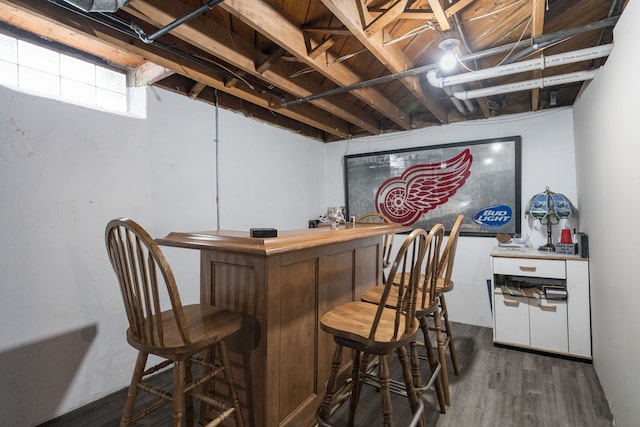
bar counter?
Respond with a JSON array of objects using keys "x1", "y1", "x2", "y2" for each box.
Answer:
[{"x1": 157, "y1": 223, "x2": 404, "y2": 427}]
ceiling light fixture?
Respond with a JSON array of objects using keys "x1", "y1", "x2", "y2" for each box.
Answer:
[{"x1": 438, "y1": 36, "x2": 460, "y2": 72}]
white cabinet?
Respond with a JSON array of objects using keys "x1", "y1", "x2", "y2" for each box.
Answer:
[{"x1": 491, "y1": 248, "x2": 591, "y2": 359}]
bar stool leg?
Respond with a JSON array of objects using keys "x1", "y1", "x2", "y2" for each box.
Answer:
[
  {"x1": 319, "y1": 344, "x2": 344, "y2": 421},
  {"x1": 439, "y1": 294, "x2": 459, "y2": 375},
  {"x1": 121, "y1": 352, "x2": 148, "y2": 427},
  {"x1": 398, "y1": 345, "x2": 424, "y2": 427},
  {"x1": 432, "y1": 308, "x2": 450, "y2": 406},
  {"x1": 418, "y1": 317, "x2": 446, "y2": 413},
  {"x1": 218, "y1": 341, "x2": 245, "y2": 427},
  {"x1": 378, "y1": 354, "x2": 393, "y2": 427},
  {"x1": 347, "y1": 350, "x2": 362, "y2": 426},
  {"x1": 173, "y1": 360, "x2": 186, "y2": 427}
]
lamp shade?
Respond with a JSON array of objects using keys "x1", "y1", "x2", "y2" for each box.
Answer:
[
  {"x1": 525, "y1": 187, "x2": 575, "y2": 222},
  {"x1": 525, "y1": 186, "x2": 576, "y2": 252}
]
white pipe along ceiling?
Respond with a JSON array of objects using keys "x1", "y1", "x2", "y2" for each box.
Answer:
[
  {"x1": 426, "y1": 44, "x2": 613, "y2": 100},
  {"x1": 453, "y1": 69, "x2": 600, "y2": 100}
]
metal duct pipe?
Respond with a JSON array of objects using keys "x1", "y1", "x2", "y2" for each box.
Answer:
[
  {"x1": 131, "y1": 0, "x2": 225, "y2": 43},
  {"x1": 443, "y1": 86, "x2": 467, "y2": 114},
  {"x1": 61, "y1": 0, "x2": 130, "y2": 12},
  {"x1": 462, "y1": 97, "x2": 475, "y2": 112},
  {"x1": 459, "y1": 16, "x2": 618, "y2": 64},
  {"x1": 428, "y1": 44, "x2": 613, "y2": 88},
  {"x1": 452, "y1": 68, "x2": 600, "y2": 100}
]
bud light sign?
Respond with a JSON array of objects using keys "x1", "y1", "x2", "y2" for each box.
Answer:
[{"x1": 472, "y1": 205, "x2": 512, "y2": 228}]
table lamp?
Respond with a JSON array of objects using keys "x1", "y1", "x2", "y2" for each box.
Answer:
[{"x1": 525, "y1": 186, "x2": 576, "y2": 252}]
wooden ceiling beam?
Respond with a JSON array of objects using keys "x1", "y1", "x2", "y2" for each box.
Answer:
[
  {"x1": 364, "y1": 0, "x2": 409, "y2": 36},
  {"x1": 307, "y1": 37, "x2": 336, "y2": 59},
  {"x1": 188, "y1": 81, "x2": 207, "y2": 99},
  {"x1": 428, "y1": 0, "x2": 451, "y2": 31},
  {"x1": 135, "y1": 62, "x2": 174, "y2": 86},
  {"x1": 2, "y1": 0, "x2": 353, "y2": 139},
  {"x1": 531, "y1": 0, "x2": 547, "y2": 111},
  {"x1": 217, "y1": 0, "x2": 412, "y2": 130},
  {"x1": 302, "y1": 26, "x2": 352, "y2": 36},
  {"x1": 125, "y1": 0, "x2": 381, "y2": 135},
  {"x1": 369, "y1": 9, "x2": 435, "y2": 21},
  {"x1": 256, "y1": 48, "x2": 286, "y2": 74},
  {"x1": 322, "y1": 0, "x2": 448, "y2": 123},
  {"x1": 367, "y1": 0, "x2": 474, "y2": 28},
  {"x1": 445, "y1": 0, "x2": 476, "y2": 18},
  {"x1": 0, "y1": 1, "x2": 145, "y2": 68}
]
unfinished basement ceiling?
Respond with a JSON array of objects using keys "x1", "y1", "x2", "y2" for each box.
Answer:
[{"x1": 0, "y1": 0, "x2": 628, "y2": 141}]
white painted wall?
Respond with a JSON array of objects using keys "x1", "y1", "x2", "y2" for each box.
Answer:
[
  {"x1": 572, "y1": 1, "x2": 640, "y2": 425},
  {"x1": 324, "y1": 108, "x2": 578, "y2": 328},
  {"x1": 0, "y1": 85, "x2": 324, "y2": 426}
]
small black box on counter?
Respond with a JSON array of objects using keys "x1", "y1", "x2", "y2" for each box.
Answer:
[
  {"x1": 577, "y1": 232, "x2": 589, "y2": 258},
  {"x1": 250, "y1": 228, "x2": 278, "y2": 238}
]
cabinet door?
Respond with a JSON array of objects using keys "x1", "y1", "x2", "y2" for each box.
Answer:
[
  {"x1": 529, "y1": 298, "x2": 568, "y2": 353},
  {"x1": 493, "y1": 292, "x2": 529, "y2": 346}
]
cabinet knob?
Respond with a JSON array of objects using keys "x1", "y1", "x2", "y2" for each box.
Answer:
[
  {"x1": 503, "y1": 299, "x2": 519, "y2": 307},
  {"x1": 519, "y1": 265, "x2": 537, "y2": 272},
  {"x1": 539, "y1": 304, "x2": 557, "y2": 312}
]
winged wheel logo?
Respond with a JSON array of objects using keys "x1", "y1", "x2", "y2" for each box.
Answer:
[{"x1": 375, "y1": 149, "x2": 473, "y2": 226}]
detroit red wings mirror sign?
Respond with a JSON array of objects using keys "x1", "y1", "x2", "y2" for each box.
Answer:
[
  {"x1": 376, "y1": 149, "x2": 472, "y2": 226},
  {"x1": 344, "y1": 137, "x2": 522, "y2": 236}
]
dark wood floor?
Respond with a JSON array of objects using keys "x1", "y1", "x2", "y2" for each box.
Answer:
[{"x1": 39, "y1": 323, "x2": 613, "y2": 427}]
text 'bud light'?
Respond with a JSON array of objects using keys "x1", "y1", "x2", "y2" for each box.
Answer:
[{"x1": 472, "y1": 205, "x2": 512, "y2": 228}]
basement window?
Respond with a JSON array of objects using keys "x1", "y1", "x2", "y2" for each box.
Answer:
[{"x1": 0, "y1": 30, "x2": 130, "y2": 114}]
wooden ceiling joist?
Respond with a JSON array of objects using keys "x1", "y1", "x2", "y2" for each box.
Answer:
[
  {"x1": 0, "y1": 0, "x2": 617, "y2": 141},
  {"x1": 255, "y1": 48, "x2": 286, "y2": 74},
  {"x1": 3, "y1": 0, "x2": 354, "y2": 139},
  {"x1": 322, "y1": 0, "x2": 448, "y2": 124},
  {"x1": 0, "y1": 1, "x2": 145, "y2": 68},
  {"x1": 364, "y1": 0, "x2": 409, "y2": 37},
  {"x1": 306, "y1": 36, "x2": 336, "y2": 59},
  {"x1": 531, "y1": 0, "x2": 547, "y2": 111},
  {"x1": 125, "y1": 0, "x2": 382, "y2": 135},
  {"x1": 135, "y1": 62, "x2": 174, "y2": 86},
  {"x1": 428, "y1": 0, "x2": 451, "y2": 30},
  {"x1": 217, "y1": 0, "x2": 413, "y2": 130},
  {"x1": 188, "y1": 81, "x2": 207, "y2": 99}
]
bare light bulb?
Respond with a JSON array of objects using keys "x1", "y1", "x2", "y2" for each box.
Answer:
[
  {"x1": 437, "y1": 35, "x2": 460, "y2": 72},
  {"x1": 439, "y1": 51, "x2": 458, "y2": 71}
]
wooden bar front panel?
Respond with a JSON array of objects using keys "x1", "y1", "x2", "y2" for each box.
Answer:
[{"x1": 199, "y1": 235, "x2": 381, "y2": 427}]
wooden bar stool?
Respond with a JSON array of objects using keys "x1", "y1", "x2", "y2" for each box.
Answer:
[
  {"x1": 384, "y1": 215, "x2": 464, "y2": 406},
  {"x1": 360, "y1": 225, "x2": 447, "y2": 415},
  {"x1": 428, "y1": 214, "x2": 464, "y2": 405},
  {"x1": 105, "y1": 218, "x2": 245, "y2": 427},
  {"x1": 356, "y1": 212, "x2": 395, "y2": 272},
  {"x1": 317, "y1": 226, "x2": 443, "y2": 427}
]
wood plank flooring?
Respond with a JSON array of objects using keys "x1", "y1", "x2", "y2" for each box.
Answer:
[{"x1": 39, "y1": 323, "x2": 613, "y2": 427}]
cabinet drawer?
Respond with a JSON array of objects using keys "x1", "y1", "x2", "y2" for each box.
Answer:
[{"x1": 493, "y1": 257, "x2": 566, "y2": 279}]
